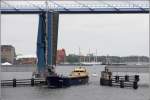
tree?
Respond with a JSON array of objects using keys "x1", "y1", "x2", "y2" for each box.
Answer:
[{"x1": 66, "y1": 54, "x2": 79, "y2": 63}]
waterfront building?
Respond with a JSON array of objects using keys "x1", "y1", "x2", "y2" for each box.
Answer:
[
  {"x1": 56, "y1": 49, "x2": 66, "y2": 64},
  {"x1": 1, "y1": 45, "x2": 16, "y2": 64},
  {"x1": 16, "y1": 55, "x2": 37, "y2": 65}
]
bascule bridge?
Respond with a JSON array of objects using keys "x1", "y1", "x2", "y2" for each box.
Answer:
[{"x1": 1, "y1": 0, "x2": 149, "y2": 77}]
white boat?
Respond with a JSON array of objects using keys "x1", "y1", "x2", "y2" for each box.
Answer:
[
  {"x1": 92, "y1": 73, "x2": 98, "y2": 77},
  {"x1": 1, "y1": 62, "x2": 12, "y2": 65}
]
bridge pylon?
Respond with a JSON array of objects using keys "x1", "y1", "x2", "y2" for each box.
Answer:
[{"x1": 36, "y1": 11, "x2": 59, "y2": 78}]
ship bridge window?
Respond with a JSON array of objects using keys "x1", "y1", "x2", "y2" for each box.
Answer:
[{"x1": 74, "y1": 71, "x2": 85, "y2": 72}]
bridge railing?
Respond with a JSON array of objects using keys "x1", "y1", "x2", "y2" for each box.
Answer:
[{"x1": 1, "y1": 0, "x2": 149, "y2": 11}]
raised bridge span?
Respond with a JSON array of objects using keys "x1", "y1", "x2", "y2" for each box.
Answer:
[{"x1": 1, "y1": 0, "x2": 149, "y2": 76}]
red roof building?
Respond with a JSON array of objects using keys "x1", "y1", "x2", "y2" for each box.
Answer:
[{"x1": 56, "y1": 49, "x2": 66, "y2": 64}]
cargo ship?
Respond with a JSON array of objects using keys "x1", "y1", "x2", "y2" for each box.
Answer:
[{"x1": 46, "y1": 67, "x2": 89, "y2": 88}]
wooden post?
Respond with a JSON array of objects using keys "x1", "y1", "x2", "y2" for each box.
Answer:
[
  {"x1": 125, "y1": 75, "x2": 129, "y2": 82},
  {"x1": 133, "y1": 81, "x2": 138, "y2": 89},
  {"x1": 134, "y1": 75, "x2": 139, "y2": 82},
  {"x1": 13, "y1": 78, "x2": 16, "y2": 87},
  {"x1": 115, "y1": 76, "x2": 119, "y2": 83},
  {"x1": 31, "y1": 78, "x2": 35, "y2": 86},
  {"x1": 120, "y1": 80, "x2": 124, "y2": 88}
]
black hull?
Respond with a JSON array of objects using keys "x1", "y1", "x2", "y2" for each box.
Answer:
[
  {"x1": 46, "y1": 76, "x2": 89, "y2": 88},
  {"x1": 100, "y1": 78, "x2": 112, "y2": 86}
]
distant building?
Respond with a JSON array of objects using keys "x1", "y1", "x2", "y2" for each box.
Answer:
[
  {"x1": 56, "y1": 49, "x2": 66, "y2": 64},
  {"x1": 1, "y1": 45, "x2": 16, "y2": 64},
  {"x1": 16, "y1": 55, "x2": 37, "y2": 65}
]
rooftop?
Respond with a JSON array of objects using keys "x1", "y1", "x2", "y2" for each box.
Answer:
[{"x1": 16, "y1": 55, "x2": 37, "y2": 59}]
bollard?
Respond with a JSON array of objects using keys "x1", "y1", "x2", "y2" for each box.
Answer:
[
  {"x1": 134, "y1": 75, "x2": 139, "y2": 82},
  {"x1": 115, "y1": 76, "x2": 119, "y2": 83},
  {"x1": 125, "y1": 75, "x2": 129, "y2": 82},
  {"x1": 31, "y1": 78, "x2": 34, "y2": 86},
  {"x1": 117, "y1": 76, "x2": 120, "y2": 81},
  {"x1": 13, "y1": 78, "x2": 16, "y2": 87},
  {"x1": 120, "y1": 80, "x2": 124, "y2": 88},
  {"x1": 115, "y1": 76, "x2": 117, "y2": 82},
  {"x1": 133, "y1": 81, "x2": 138, "y2": 89}
]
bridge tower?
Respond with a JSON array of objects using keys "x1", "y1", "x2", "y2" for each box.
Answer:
[{"x1": 36, "y1": 11, "x2": 59, "y2": 77}]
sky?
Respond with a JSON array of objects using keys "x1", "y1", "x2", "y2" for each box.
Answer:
[{"x1": 1, "y1": 14, "x2": 149, "y2": 56}]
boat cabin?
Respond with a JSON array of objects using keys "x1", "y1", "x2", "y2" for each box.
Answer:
[
  {"x1": 101, "y1": 68, "x2": 112, "y2": 80},
  {"x1": 70, "y1": 67, "x2": 88, "y2": 77}
]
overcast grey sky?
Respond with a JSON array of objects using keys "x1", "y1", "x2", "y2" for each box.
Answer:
[{"x1": 1, "y1": 14, "x2": 149, "y2": 56}]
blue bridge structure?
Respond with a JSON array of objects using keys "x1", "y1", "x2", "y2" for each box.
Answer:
[
  {"x1": 1, "y1": 0, "x2": 149, "y2": 77},
  {"x1": 1, "y1": 0, "x2": 149, "y2": 14}
]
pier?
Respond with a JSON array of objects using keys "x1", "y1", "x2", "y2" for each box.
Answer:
[
  {"x1": 100, "y1": 66, "x2": 141, "y2": 89},
  {"x1": 1, "y1": 78, "x2": 46, "y2": 87},
  {"x1": 100, "y1": 75, "x2": 139, "y2": 89}
]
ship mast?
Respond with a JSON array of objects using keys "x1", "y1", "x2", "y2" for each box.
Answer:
[
  {"x1": 88, "y1": 49, "x2": 90, "y2": 62},
  {"x1": 45, "y1": 0, "x2": 48, "y2": 68},
  {"x1": 79, "y1": 47, "x2": 81, "y2": 65},
  {"x1": 95, "y1": 49, "x2": 97, "y2": 63}
]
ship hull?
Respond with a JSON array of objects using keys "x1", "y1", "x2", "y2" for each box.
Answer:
[{"x1": 46, "y1": 75, "x2": 89, "y2": 88}]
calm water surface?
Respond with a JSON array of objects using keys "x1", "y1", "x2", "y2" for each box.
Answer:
[{"x1": 1, "y1": 65, "x2": 150, "y2": 100}]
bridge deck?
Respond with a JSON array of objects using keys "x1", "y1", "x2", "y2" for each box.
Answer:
[{"x1": 1, "y1": 0, "x2": 149, "y2": 14}]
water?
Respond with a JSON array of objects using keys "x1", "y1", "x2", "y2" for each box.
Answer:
[{"x1": 1, "y1": 65, "x2": 150, "y2": 100}]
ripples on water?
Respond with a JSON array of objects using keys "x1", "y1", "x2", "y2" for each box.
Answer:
[{"x1": 1, "y1": 65, "x2": 150, "y2": 100}]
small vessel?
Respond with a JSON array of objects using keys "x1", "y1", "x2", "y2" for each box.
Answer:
[
  {"x1": 46, "y1": 67, "x2": 89, "y2": 88},
  {"x1": 100, "y1": 67, "x2": 139, "y2": 89},
  {"x1": 92, "y1": 73, "x2": 98, "y2": 77},
  {"x1": 100, "y1": 68, "x2": 112, "y2": 86}
]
